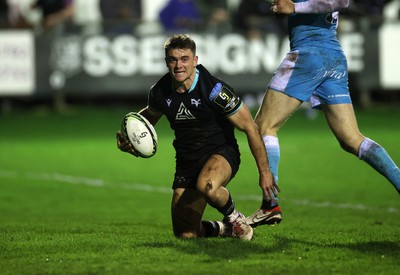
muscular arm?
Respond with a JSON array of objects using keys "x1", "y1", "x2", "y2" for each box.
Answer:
[
  {"x1": 228, "y1": 104, "x2": 279, "y2": 200},
  {"x1": 272, "y1": 0, "x2": 349, "y2": 14}
]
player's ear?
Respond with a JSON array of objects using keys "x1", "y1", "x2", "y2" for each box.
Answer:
[{"x1": 194, "y1": 55, "x2": 198, "y2": 67}]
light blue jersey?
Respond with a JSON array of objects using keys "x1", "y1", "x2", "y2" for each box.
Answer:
[
  {"x1": 289, "y1": 1, "x2": 341, "y2": 51},
  {"x1": 269, "y1": 0, "x2": 351, "y2": 108}
]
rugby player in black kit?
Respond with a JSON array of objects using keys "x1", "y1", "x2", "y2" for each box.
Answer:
[{"x1": 117, "y1": 34, "x2": 279, "y2": 240}]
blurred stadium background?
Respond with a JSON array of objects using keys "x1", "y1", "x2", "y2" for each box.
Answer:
[{"x1": 1, "y1": 0, "x2": 400, "y2": 112}]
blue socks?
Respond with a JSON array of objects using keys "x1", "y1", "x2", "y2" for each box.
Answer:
[
  {"x1": 261, "y1": 136, "x2": 400, "y2": 211},
  {"x1": 262, "y1": 136, "x2": 280, "y2": 208},
  {"x1": 358, "y1": 138, "x2": 400, "y2": 194}
]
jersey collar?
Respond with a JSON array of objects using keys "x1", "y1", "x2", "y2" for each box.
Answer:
[{"x1": 188, "y1": 69, "x2": 199, "y2": 93}]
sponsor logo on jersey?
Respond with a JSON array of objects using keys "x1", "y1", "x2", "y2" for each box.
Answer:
[
  {"x1": 209, "y1": 83, "x2": 223, "y2": 101},
  {"x1": 176, "y1": 102, "x2": 196, "y2": 120},
  {"x1": 166, "y1": 98, "x2": 172, "y2": 107}
]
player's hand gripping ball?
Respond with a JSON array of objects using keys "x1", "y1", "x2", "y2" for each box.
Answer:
[{"x1": 120, "y1": 112, "x2": 158, "y2": 158}]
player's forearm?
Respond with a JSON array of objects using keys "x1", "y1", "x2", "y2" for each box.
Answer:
[
  {"x1": 139, "y1": 106, "x2": 162, "y2": 126},
  {"x1": 247, "y1": 130, "x2": 270, "y2": 174},
  {"x1": 295, "y1": 0, "x2": 349, "y2": 13}
]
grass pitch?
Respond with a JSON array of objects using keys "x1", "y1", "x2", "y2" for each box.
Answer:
[{"x1": 0, "y1": 104, "x2": 399, "y2": 274}]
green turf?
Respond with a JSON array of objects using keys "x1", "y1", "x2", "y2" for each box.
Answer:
[{"x1": 1, "y1": 104, "x2": 399, "y2": 274}]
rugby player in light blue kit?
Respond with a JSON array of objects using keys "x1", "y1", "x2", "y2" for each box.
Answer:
[{"x1": 246, "y1": 0, "x2": 400, "y2": 228}]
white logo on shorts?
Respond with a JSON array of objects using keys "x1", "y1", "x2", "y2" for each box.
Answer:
[{"x1": 314, "y1": 68, "x2": 346, "y2": 80}]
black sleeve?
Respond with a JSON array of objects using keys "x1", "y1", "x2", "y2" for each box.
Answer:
[{"x1": 147, "y1": 85, "x2": 160, "y2": 113}]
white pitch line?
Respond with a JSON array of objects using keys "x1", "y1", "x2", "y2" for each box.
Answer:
[
  {"x1": 27, "y1": 172, "x2": 105, "y2": 187},
  {"x1": 0, "y1": 170, "x2": 398, "y2": 213}
]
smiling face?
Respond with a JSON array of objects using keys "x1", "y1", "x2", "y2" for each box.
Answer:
[{"x1": 165, "y1": 47, "x2": 198, "y2": 92}]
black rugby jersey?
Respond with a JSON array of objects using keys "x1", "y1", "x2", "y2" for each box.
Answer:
[{"x1": 148, "y1": 64, "x2": 242, "y2": 166}]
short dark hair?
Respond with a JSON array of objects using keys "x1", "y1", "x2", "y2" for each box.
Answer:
[{"x1": 164, "y1": 34, "x2": 196, "y2": 56}]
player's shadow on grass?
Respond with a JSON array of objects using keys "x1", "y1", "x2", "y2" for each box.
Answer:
[
  {"x1": 273, "y1": 236, "x2": 400, "y2": 260},
  {"x1": 139, "y1": 236, "x2": 291, "y2": 261},
  {"x1": 138, "y1": 235, "x2": 399, "y2": 261}
]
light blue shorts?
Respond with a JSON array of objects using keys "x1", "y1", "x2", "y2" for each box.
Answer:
[{"x1": 268, "y1": 48, "x2": 352, "y2": 108}]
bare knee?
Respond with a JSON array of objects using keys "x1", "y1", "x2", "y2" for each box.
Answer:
[
  {"x1": 199, "y1": 180, "x2": 216, "y2": 196},
  {"x1": 175, "y1": 231, "x2": 199, "y2": 239},
  {"x1": 198, "y1": 180, "x2": 224, "y2": 205},
  {"x1": 255, "y1": 115, "x2": 273, "y2": 135},
  {"x1": 254, "y1": 115, "x2": 263, "y2": 129},
  {"x1": 338, "y1": 137, "x2": 364, "y2": 156},
  {"x1": 255, "y1": 116, "x2": 280, "y2": 137}
]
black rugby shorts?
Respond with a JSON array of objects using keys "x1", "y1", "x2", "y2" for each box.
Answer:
[{"x1": 172, "y1": 145, "x2": 240, "y2": 189}]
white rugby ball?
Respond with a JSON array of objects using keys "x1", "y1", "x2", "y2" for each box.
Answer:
[{"x1": 121, "y1": 112, "x2": 158, "y2": 158}]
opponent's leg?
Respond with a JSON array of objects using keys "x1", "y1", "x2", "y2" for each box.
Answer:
[
  {"x1": 197, "y1": 154, "x2": 253, "y2": 240},
  {"x1": 322, "y1": 103, "x2": 400, "y2": 194},
  {"x1": 358, "y1": 138, "x2": 400, "y2": 193},
  {"x1": 247, "y1": 89, "x2": 301, "y2": 227},
  {"x1": 262, "y1": 135, "x2": 280, "y2": 204}
]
